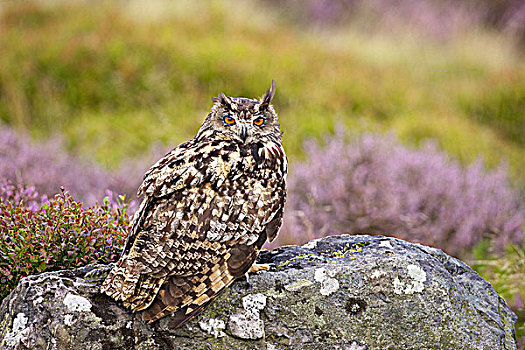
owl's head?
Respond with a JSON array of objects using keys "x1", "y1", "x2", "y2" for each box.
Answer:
[{"x1": 197, "y1": 81, "x2": 282, "y2": 144}]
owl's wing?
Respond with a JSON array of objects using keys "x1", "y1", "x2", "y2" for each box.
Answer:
[
  {"x1": 118, "y1": 138, "x2": 241, "y2": 270},
  {"x1": 117, "y1": 138, "x2": 242, "y2": 259}
]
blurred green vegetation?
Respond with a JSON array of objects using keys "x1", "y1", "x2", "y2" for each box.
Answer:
[
  {"x1": 471, "y1": 239, "x2": 525, "y2": 346},
  {"x1": 0, "y1": 0, "x2": 524, "y2": 187}
]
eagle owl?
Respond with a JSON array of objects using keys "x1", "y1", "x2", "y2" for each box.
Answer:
[{"x1": 101, "y1": 81, "x2": 287, "y2": 327}]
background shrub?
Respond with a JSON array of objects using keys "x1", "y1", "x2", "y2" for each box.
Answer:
[
  {"x1": 0, "y1": 181, "x2": 130, "y2": 301},
  {"x1": 280, "y1": 130, "x2": 525, "y2": 257},
  {"x1": 0, "y1": 125, "x2": 158, "y2": 206}
]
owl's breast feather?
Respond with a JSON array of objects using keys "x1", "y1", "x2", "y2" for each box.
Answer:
[{"x1": 236, "y1": 140, "x2": 286, "y2": 171}]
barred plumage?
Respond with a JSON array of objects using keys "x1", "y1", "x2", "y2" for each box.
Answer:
[{"x1": 101, "y1": 81, "x2": 287, "y2": 326}]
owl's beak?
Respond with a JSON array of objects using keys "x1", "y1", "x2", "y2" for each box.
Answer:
[{"x1": 240, "y1": 126, "x2": 248, "y2": 142}]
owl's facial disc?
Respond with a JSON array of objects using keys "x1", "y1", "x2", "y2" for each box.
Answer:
[{"x1": 216, "y1": 101, "x2": 273, "y2": 144}]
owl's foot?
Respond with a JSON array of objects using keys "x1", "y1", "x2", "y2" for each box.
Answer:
[
  {"x1": 244, "y1": 264, "x2": 271, "y2": 286},
  {"x1": 248, "y1": 263, "x2": 270, "y2": 274}
]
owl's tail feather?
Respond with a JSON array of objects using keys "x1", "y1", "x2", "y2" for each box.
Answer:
[
  {"x1": 138, "y1": 265, "x2": 235, "y2": 326},
  {"x1": 138, "y1": 288, "x2": 221, "y2": 328},
  {"x1": 100, "y1": 264, "x2": 138, "y2": 301},
  {"x1": 125, "y1": 274, "x2": 165, "y2": 311},
  {"x1": 101, "y1": 263, "x2": 165, "y2": 312}
]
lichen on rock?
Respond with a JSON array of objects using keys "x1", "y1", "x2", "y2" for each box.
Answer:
[
  {"x1": 393, "y1": 263, "x2": 427, "y2": 295},
  {"x1": 63, "y1": 293, "x2": 92, "y2": 312},
  {"x1": 314, "y1": 267, "x2": 340, "y2": 296},
  {"x1": 199, "y1": 318, "x2": 226, "y2": 338},
  {"x1": 2, "y1": 313, "x2": 29, "y2": 348},
  {"x1": 228, "y1": 293, "x2": 267, "y2": 340}
]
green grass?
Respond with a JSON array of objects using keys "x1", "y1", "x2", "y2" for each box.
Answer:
[
  {"x1": 0, "y1": 0, "x2": 524, "y2": 185},
  {"x1": 471, "y1": 240, "x2": 525, "y2": 347}
]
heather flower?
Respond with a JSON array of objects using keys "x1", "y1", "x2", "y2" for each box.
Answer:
[
  {"x1": 264, "y1": 0, "x2": 525, "y2": 40},
  {"x1": 0, "y1": 127, "x2": 106, "y2": 204},
  {"x1": 0, "y1": 125, "x2": 161, "y2": 208},
  {"x1": 0, "y1": 178, "x2": 46, "y2": 211},
  {"x1": 280, "y1": 130, "x2": 524, "y2": 256}
]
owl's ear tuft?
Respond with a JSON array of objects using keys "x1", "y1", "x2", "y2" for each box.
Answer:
[
  {"x1": 211, "y1": 92, "x2": 232, "y2": 107},
  {"x1": 260, "y1": 80, "x2": 276, "y2": 108}
]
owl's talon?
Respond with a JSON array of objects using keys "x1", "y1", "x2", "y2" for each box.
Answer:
[
  {"x1": 248, "y1": 263, "x2": 271, "y2": 274},
  {"x1": 244, "y1": 264, "x2": 270, "y2": 286}
]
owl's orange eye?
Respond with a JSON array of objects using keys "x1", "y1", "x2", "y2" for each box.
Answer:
[
  {"x1": 223, "y1": 114, "x2": 235, "y2": 125},
  {"x1": 253, "y1": 116, "x2": 265, "y2": 126}
]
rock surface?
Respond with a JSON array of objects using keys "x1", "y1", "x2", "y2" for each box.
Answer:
[{"x1": 0, "y1": 234, "x2": 518, "y2": 350}]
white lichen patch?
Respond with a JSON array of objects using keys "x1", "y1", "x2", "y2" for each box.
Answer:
[
  {"x1": 228, "y1": 293, "x2": 267, "y2": 339},
  {"x1": 407, "y1": 264, "x2": 426, "y2": 282},
  {"x1": 3, "y1": 312, "x2": 29, "y2": 347},
  {"x1": 284, "y1": 279, "x2": 314, "y2": 292},
  {"x1": 64, "y1": 314, "x2": 75, "y2": 326},
  {"x1": 33, "y1": 296, "x2": 44, "y2": 306},
  {"x1": 229, "y1": 312, "x2": 264, "y2": 339},
  {"x1": 302, "y1": 238, "x2": 319, "y2": 249},
  {"x1": 199, "y1": 318, "x2": 226, "y2": 338},
  {"x1": 314, "y1": 267, "x2": 340, "y2": 296},
  {"x1": 242, "y1": 293, "x2": 267, "y2": 316},
  {"x1": 371, "y1": 270, "x2": 387, "y2": 279},
  {"x1": 63, "y1": 292, "x2": 92, "y2": 312},
  {"x1": 314, "y1": 268, "x2": 325, "y2": 281},
  {"x1": 320, "y1": 278, "x2": 340, "y2": 296},
  {"x1": 393, "y1": 277, "x2": 404, "y2": 295},
  {"x1": 348, "y1": 340, "x2": 368, "y2": 350},
  {"x1": 378, "y1": 240, "x2": 393, "y2": 249},
  {"x1": 393, "y1": 264, "x2": 427, "y2": 295}
]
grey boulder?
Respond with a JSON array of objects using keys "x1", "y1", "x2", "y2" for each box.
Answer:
[{"x1": 0, "y1": 234, "x2": 517, "y2": 349}]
